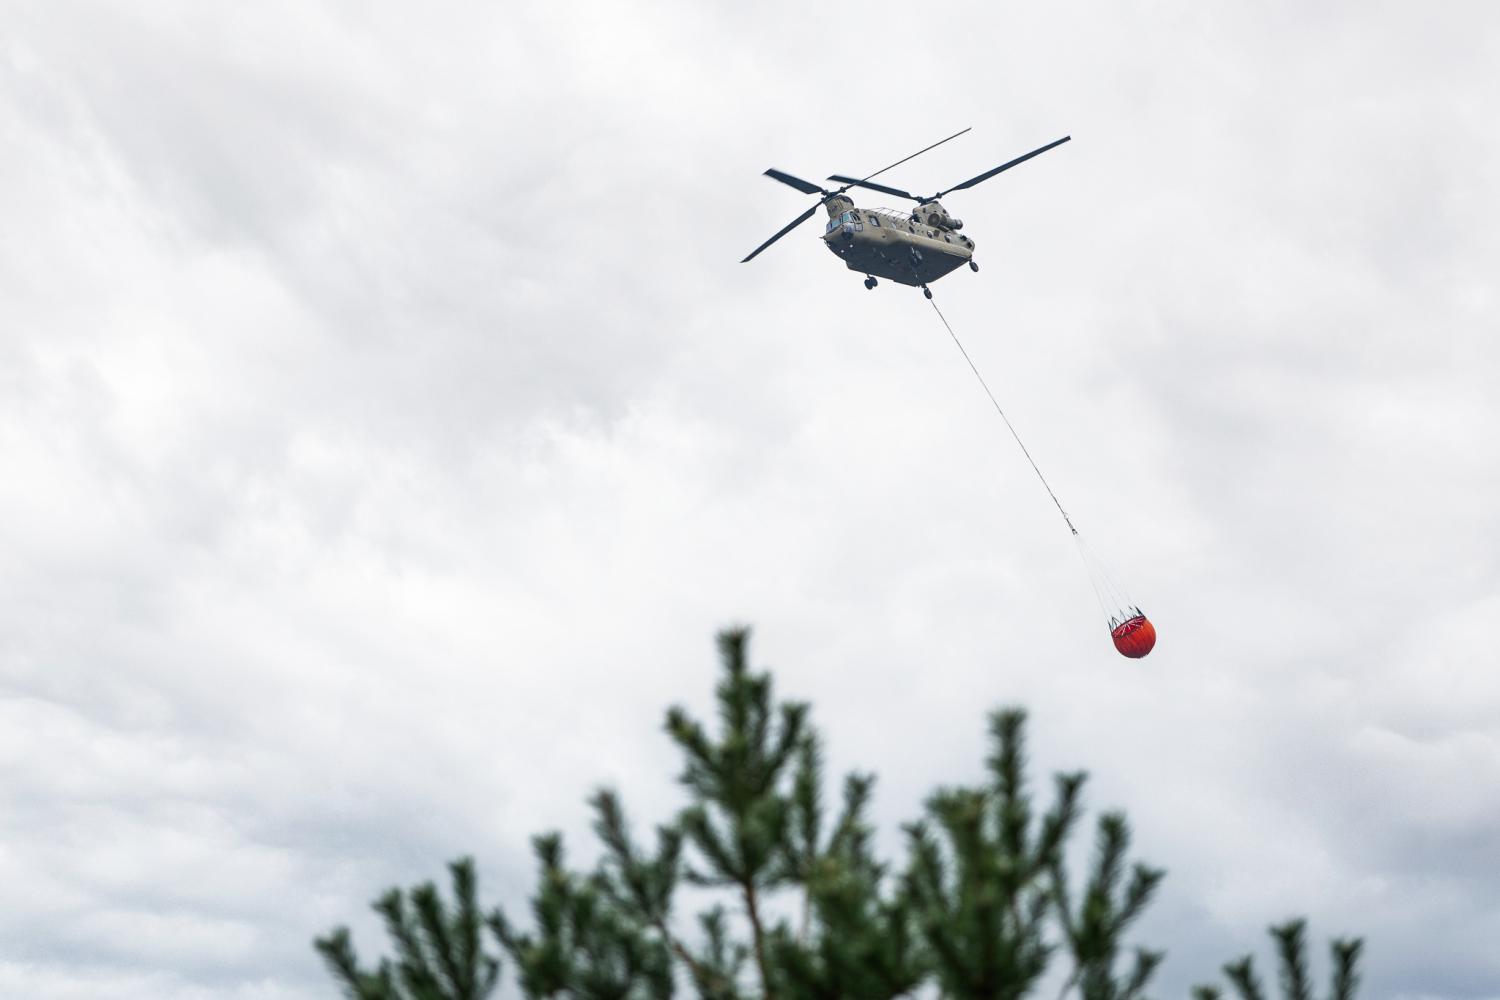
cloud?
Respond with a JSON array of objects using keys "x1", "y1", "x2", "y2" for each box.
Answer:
[{"x1": 1, "y1": 1, "x2": 1498, "y2": 998}]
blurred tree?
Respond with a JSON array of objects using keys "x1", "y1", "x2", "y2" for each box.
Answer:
[
  {"x1": 1051, "y1": 811, "x2": 1166, "y2": 1000},
  {"x1": 1193, "y1": 919, "x2": 1363, "y2": 1000},
  {"x1": 902, "y1": 708, "x2": 1084, "y2": 999},
  {"x1": 663, "y1": 629, "x2": 808, "y2": 992},
  {"x1": 318, "y1": 628, "x2": 1363, "y2": 1000},
  {"x1": 491, "y1": 833, "x2": 673, "y2": 999},
  {"x1": 316, "y1": 857, "x2": 500, "y2": 1000},
  {"x1": 766, "y1": 766, "x2": 926, "y2": 999}
]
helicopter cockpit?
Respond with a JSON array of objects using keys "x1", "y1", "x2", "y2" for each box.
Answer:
[{"x1": 824, "y1": 210, "x2": 860, "y2": 233}]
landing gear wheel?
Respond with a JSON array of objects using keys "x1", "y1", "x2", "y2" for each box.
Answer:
[
  {"x1": 969, "y1": 260, "x2": 979, "y2": 272},
  {"x1": 922, "y1": 285, "x2": 933, "y2": 300},
  {"x1": 864, "y1": 276, "x2": 877, "y2": 290}
]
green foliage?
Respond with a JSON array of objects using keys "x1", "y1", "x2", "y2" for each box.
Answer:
[
  {"x1": 315, "y1": 857, "x2": 500, "y2": 1000},
  {"x1": 491, "y1": 834, "x2": 673, "y2": 999},
  {"x1": 666, "y1": 629, "x2": 808, "y2": 891},
  {"x1": 1052, "y1": 812, "x2": 1166, "y2": 1000},
  {"x1": 767, "y1": 773, "x2": 927, "y2": 999},
  {"x1": 1202, "y1": 919, "x2": 1363, "y2": 1000},
  {"x1": 591, "y1": 788, "x2": 683, "y2": 932},
  {"x1": 684, "y1": 906, "x2": 751, "y2": 1000},
  {"x1": 901, "y1": 708, "x2": 1085, "y2": 999},
  {"x1": 664, "y1": 627, "x2": 810, "y2": 990},
  {"x1": 318, "y1": 627, "x2": 1367, "y2": 1000}
]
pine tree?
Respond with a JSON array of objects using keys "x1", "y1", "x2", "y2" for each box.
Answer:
[
  {"x1": 318, "y1": 627, "x2": 1366, "y2": 1000},
  {"x1": 663, "y1": 628, "x2": 809, "y2": 994}
]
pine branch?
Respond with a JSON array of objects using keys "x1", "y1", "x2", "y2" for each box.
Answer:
[
  {"x1": 1202, "y1": 921, "x2": 1363, "y2": 1000},
  {"x1": 375, "y1": 890, "x2": 445, "y2": 997},
  {"x1": 1031, "y1": 772, "x2": 1086, "y2": 879},
  {"x1": 1120, "y1": 948, "x2": 1164, "y2": 1000},
  {"x1": 828, "y1": 774, "x2": 876, "y2": 861},
  {"x1": 316, "y1": 859, "x2": 502, "y2": 1000},
  {"x1": 765, "y1": 703, "x2": 811, "y2": 795},
  {"x1": 449, "y1": 860, "x2": 490, "y2": 999},
  {"x1": 905, "y1": 709, "x2": 1079, "y2": 999},
  {"x1": 666, "y1": 629, "x2": 818, "y2": 997},
  {"x1": 988, "y1": 709, "x2": 1031, "y2": 861},
  {"x1": 1044, "y1": 804, "x2": 1164, "y2": 1000},
  {"x1": 1223, "y1": 956, "x2": 1267, "y2": 1000},
  {"x1": 412, "y1": 883, "x2": 465, "y2": 996},
  {"x1": 591, "y1": 788, "x2": 683, "y2": 926},
  {"x1": 1272, "y1": 920, "x2": 1311, "y2": 1000},
  {"x1": 680, "y1": 805, "x2": 741, "y2": 885},
  {"x1": 742, "y1": 880, "x2": 775, "y2": 998},
  {"x1": 495, "y1": 834, "x2": 677, "y2": 999},
  {"x1": 314, "y1": 928, "x2": 397, "y2": 1000},
  {"x1": 1329, "y1": 938, "x2": 1363, "y2": 1000},
  {"x1": 591, "y1": 787, "x2": 703, "y2": 995},
  {"x1": 784, "y1": 735, "x2": 824, "y2": 881},
  {"x1": 1116, "y1": 863, "x2": 1165, "y2": 934},
  {"x1": 690, "y1": 906, "x2": 751, "y2": 1000}
]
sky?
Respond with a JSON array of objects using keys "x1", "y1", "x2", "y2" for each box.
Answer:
[{"x1": 1, "y1": 1, "x2": 1498, "y2": 997}]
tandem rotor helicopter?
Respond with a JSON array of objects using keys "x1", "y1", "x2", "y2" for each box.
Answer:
[
  {"x1": 741, "y1": 128, "x2": 1070, "y2": 298},
  {"x1": 739, "y1": 127, "x2": 1158, "y2": 659}
]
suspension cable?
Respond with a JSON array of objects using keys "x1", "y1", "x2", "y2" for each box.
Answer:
[{"x1": 928, "y1": 296, "x2": 1078, "y2": 536}]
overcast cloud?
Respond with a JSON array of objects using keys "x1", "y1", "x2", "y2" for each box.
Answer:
[{"x1": 2, "y1": 1, "x2": 1498, "y2": 997}]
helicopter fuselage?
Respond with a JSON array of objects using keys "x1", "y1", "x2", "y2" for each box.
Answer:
[{"x1": 820, "y1": 196, "x2": 974, "y2": 288}]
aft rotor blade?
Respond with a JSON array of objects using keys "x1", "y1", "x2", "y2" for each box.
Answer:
[
  {"x1": 763, "y1": 168, "x2": 825, "y2": 195},
  {"x1": 935, "y1": 135, "x2": 1071, "y2": 198},
  {"x1": 827, "y1": 175, "x2": 916, "y2": 200},
  {"x1": 741, "y1": 203, "x2": 820, "y2": 263},
  {"x1": 861, "y1": 126, "x2": 971, "y2": 183}
]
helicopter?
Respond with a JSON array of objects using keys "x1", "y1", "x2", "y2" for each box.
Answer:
[{"x1": 741, "y1": 128, "x2": 1070, "y2": 298}]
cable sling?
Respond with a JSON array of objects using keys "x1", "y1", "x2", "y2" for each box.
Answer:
[
  {"x1": 926, "y1": 295, "x2": 1156, "y2": 659},
  {"x1": 928, "y1": 298, "x2": 1077, "y2": 535}
]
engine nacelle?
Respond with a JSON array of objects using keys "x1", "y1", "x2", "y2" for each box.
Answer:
[
  {"x1": 918, "y1": 201, "x2": 962, "y2": 231},
  {"x1": 923, "y1": 213, "x2": 962, "y2": 231}
]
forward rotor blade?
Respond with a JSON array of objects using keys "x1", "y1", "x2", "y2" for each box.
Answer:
[
  {"x1": 741, "y1": 203, "x2": 820, "y2": 263},
  {"x1": 763, "y1": 168, "x2": 825, "y2": 195},
  {"x1": 935, "y1": 135, "x2": 1071, "y2": 198},
  {"x1": 827, "y1": 175, "x2": 916, "y2": 200}
]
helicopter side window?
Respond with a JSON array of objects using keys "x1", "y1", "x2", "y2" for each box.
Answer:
[{"x1": 869, "y1": 216, "x2": 881, "y2": 227}]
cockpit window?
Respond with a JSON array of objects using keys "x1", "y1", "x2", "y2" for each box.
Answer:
[{"x1": 841, "y1": 211, "x2": 854, "y2": 223}]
